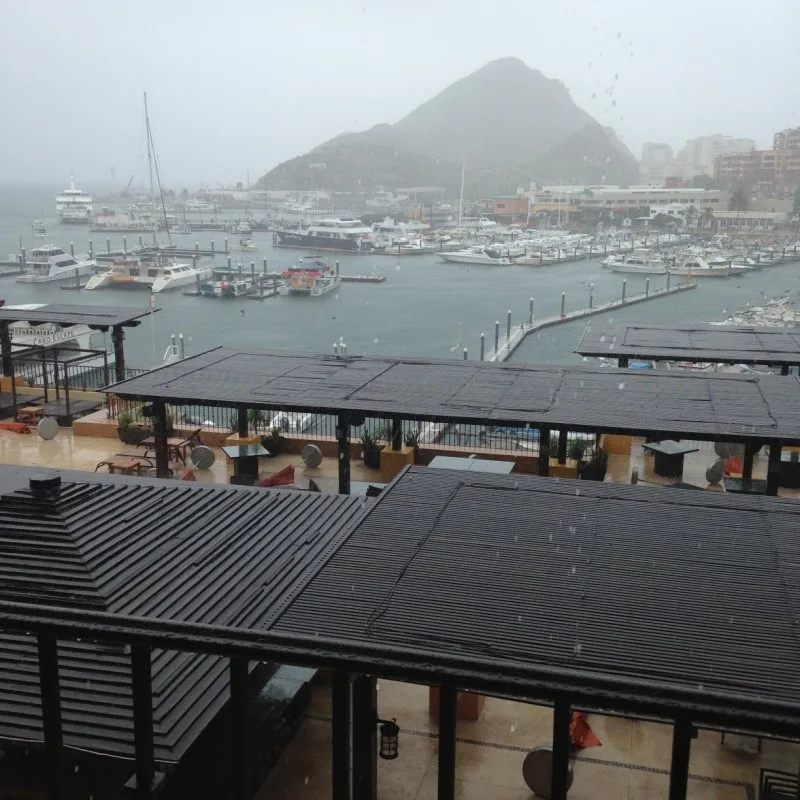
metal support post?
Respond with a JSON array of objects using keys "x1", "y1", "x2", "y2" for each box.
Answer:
[
  {"x1": 438, "y1": 685, "x2": 457, "y2": 800},
  {"x1": 0, "y1": 323, "x2": 12, "y2": 377},
  {"x1": 538, "y1": 429, "x2": 551, "y2": 476},
  {"x1": 337, "y1": 413, "x2": 351, "y2": 495},
  {"x1": 392, "y1": 417, "x2": 402, "y2": 451},
  {"x1": 112, "y1": 326, "x2": 126, "y2": 382},
  {"x1": 237, "y1": 406, "x2": 248, "y2": 438},
  {"x1": 152, "y1": 399, "x2": 169, "y2": 479},
  {"x1": 557, "y1": 429, "x2": 568, "y2": 464},
  {"x1": 550, "y1": 701, "x2": 572, "y2": 800},
  {"x1": 618, "y1": 356, "x2": 629, "y2": 368},
  {"x1": 352, "y1": 675, "x2": 377, "y2": 800},
  {"x1": 742, "y1": 442, "x2": 755, "y2": 481},
  {"x1": 130, "y1": 646, "x2": 156, "y2": 796},
  {"x1": 332, "y1": 671, "x2": 351, "y2": 800},
  {"x1": 668, "y1": 717, "x2": 692, "y2": 800},
  {"x1": 229, "y1": 658, "x2": 251, "y2": 800},
  {"x1": 767, "y1": 441, "x2": 782, "y2": 497}
]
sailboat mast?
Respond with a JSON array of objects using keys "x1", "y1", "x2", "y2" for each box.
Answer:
[
  {"x1": 144, "y1": 92, "x2": 157, "y2": 246},
  {"x1": 458, "y1": 164, "x2": 465, "y2": 229}
]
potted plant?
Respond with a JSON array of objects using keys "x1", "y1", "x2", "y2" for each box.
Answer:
[
  {"x1": 567, "y1": 439, "x2": 588, "y2": 463},
  {"x1": 360, "y1": 430, "x2": 385, "y2": 469},
  {"x1": 579, "y1": 445, "x2": 609, "y2": 481},
  {"x1": 404, "y1": 428, "x2": 422, "y2": 461},
  {"x1": 261, "y1": 426, "x2": 287, "y2": 456},
  {"x1": 249, "y1": 409, "x2": 267, "y2": 434},
  {"x1": 117, "y1": 411, "x2": 149, "y2": 445}
]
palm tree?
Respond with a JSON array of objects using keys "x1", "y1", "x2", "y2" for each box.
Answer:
[
  {"x1": 729, "y1": 188, "x2": 750, "y2": 213},
  {"x1": 684, "y1": 204, "x2": 698, "y2": 230},
  {"x1": 700, "y1": 207, "x2": 716, "y2": 233}
]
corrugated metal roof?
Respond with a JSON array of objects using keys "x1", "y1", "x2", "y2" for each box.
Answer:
[
  {"x1": 0, "y1": 469, "x2": 369, "y2": 762},
  {"x1": 576, "y1": 322, "x2": 800, "y2": 365},
  {"x1": 0, "y1": 303, "x2": 153, "y2": 329},
  {"x1": 105, "y1": 347, "x2": 800, "y2": 443},
  {"x1": 275, "y1": 466, "x2": 800, "y2": 710}
]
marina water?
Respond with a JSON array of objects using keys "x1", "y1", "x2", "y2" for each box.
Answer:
[{"x1": 1, "y1": 183, "x2": 798, "y2": 370}]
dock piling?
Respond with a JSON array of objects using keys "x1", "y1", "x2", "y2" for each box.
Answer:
[
  {"x1": 529, "y1": 297, "x2": 534, "y2": 324},
  {"x1": 589, "y1": 283, "x2": 593, "y2": 309},
  {"x1": 667, "y1": 271, "x2": 671, "y2": 290},
  {"x1": 211, "y1": 239, "x2": 215, "y2": 255},
  {"x1": 480, "y1": 333, "x2": 485, "y2": 361},
  {"x1": 560, "y1": 292, "x2": 566, "y2": 317},
  {"x1": 463, "y1": 347, "x2": 468, "y2": 361},
  {"x1": 89, "y1": 240, "x2": 93, "y2": 257},
  {"x1": 21, "y1": 247, "x2": 25, "y2": 263},
  {"x1": 495, "y1": 321, "x2": 500, "y2": 355},
  {"x1": 195, "y1": 242, "x2": 199, "y2": 257},
  {"x1": 622, "y1": 280, "x2": 626, "y2": 302},
  {"x1": 507, "y1": 310, "x2": 511, "y2": 342},
  {"x1": 263, "y1": 258, "x2": 267, "y2": 275},
  {"x1": 224, "y1": 238, "x2": 229, "y2": 254},
  {"x1": 106, "y1": 238, "x2": 111, "y2": 255},
  {"x1": 227, "y1": 255, "x2": 232, "y2": 270},
  {"x1": 69, "y1": 242, "x2": 74, "y2": 258},
  {"x1": 139, "y1": 235, "x2": 144, "y2": 249},
  {"x1": 646, "y1": 278, "x2": 650, "y2": 298}
]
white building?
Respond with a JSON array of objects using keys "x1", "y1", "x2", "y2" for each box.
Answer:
[{"x1": 673, "y1": 135, "x2": 755, "y2": 179}]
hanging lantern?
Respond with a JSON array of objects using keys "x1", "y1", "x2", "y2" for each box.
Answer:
[{"x1": 378, "y1": 718, "x2": 399, "y2": 760}]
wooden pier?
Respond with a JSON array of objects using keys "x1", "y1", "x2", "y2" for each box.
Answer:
[{"x1": 484, "y1": 279, "x2": 697, "y2": 363}]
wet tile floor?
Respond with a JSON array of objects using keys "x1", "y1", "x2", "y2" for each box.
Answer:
[{"x1": 257, "y1": 680, "x2": 799, "y2": 800}]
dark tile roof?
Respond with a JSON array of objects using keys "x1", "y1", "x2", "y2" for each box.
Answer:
[
  {"x1": 275, "y1": 466, "x2": 800, "y2": 714},
  {"x1": 0, "y1": 468, "x2": 368, "y2": 762},
  {"x1": 106, "y1": 347, "x2": 800, "y2": 443},
  {"x1": 0, "y1": 303, "x2": 153, "y2": 329},
  {"x1": 576, "y1": 322, "x2": 800, "y2": 365}
]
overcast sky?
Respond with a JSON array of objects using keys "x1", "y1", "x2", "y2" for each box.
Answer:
[{"x1": 1, "y1": 0, "x2": 798, "y2": 188}]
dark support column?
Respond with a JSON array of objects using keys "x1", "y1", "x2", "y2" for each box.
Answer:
[
  {"x1": 538, "y1": 429, "x2": 551, "y2": 477},
  {"x1": 437, "y1": 685, "x2": 457, "y2": 800},
  {"x1": 62, "y1": 362, "x2": 71, "y2": 424},
  {"x1": 131, "y1": 646, "x2": 156, "y2": 796},
  {"x1": 781, "y1": 364, "x2": 790, "y2": 376},
  {"x1": 53, "y1": 356, "x2": 60, "y2": 401},
  {"x1": 391, "y1": 417, "x2": 402, "y2": 451},
  {"x1": 557, "y1": 429, "x2": 568, "y2": 464},
  {"x1": 112, "y1": 326, "x2": 126, "y2": 382},
  {"x1": 103, "y1": 348, "x2": 110, "y2": 388},
  {"x1": 336, "y1": 413, "x2": 351, "y2": 495},
  {"x1": 237, "y1": 406, "x2": 248, "y2": 438},
  {"x1": 550, "y1": 701, "x2": 572, "y2": 800},
  {"x1": 152, "y1": 399, "x2": 170, "y2": 479},
  {"x1": 668, "y1": 717, "x2": 693, "y2": 800},
  {"x1": 352, "y1": 675, "x2": 377, "y2": 800},
  {"x1": 618, "y1": 356, "x2": 629, "y2": 368},
  {"x1": 37, "y1": 634, "x2": 64, "y2": 800},
  {"x1": 0, "y1": 322, "x2": 12, "y2": 376},
  {"x1": 229, "y1": 658, "x2": 251, "y2": 800},
  {"x1": 332, "y1": 671, "x2": 351, "y2": 800},
  {"x1": 742, "y1": 442, "x2": 755, "y2": 481},
  {"x1": 41, "y1": 349, "x2": 50, "y2": 403},
  {"x1": 767, "y1": 440, "x2": 782, "y2": 497}
]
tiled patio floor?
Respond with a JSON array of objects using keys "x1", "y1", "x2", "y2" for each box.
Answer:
[{"x1": 257, "y1": 680, "x2": 799, "y2": 800}]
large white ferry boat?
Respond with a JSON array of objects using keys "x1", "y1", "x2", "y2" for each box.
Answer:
[
  {"x1": 274, "y1": 219, "x2": 373, "y2": 252},
  {"x1": 56, "y1": 178, "x2": 92, "y2": 224},
  {"x1": 16, "y1": 244, "x2": 96, "y2": 284}
]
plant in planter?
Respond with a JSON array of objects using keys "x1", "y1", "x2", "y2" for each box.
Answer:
[
  {"x1": 249, "y1": 409, "x2": 268, "y2": 434},
  {"x1": 404, "y1": 428, "x2": 422, "y2": 461},
  {"x1": 579, "y1": 445, "x2": 609, "y2": 481},
  {"x1": 567, "y1": 439, "x2": 588, "y2": 463},
  {"x1": 360, "y1": 430, "x2": 386, "y2": 470},
  {"x1": 261, "y1": 426, "x2": 287, "y2": 456},
  {"x1": 117, "y1": 411, "x2": 149, "y2": 445}
]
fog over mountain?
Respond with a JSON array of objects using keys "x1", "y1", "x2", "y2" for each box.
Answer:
[{"x1": 0, "y1": 0, "x2": 797, "y2": 187}]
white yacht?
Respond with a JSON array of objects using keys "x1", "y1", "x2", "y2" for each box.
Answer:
[
  {"x1": 266, "y1": 411, "x2": 315, "y2": 433},
  {"x1": 608, "y1": 249, "x2": 667, "y2": 275},
  {"x1": 669, "y1": 256, "x2": 750, "y2": 278},
  {"x1": 275, "y1": 219, "x2": 374, "y2": 252},
  {"x1": 56, "y1": 178, "x2": 92, "y2": 224},
  {"x1": 439, "y1": 246, "x2": 513, "y2": 266},
  {"x1": 16, "y1": 244, "x2": 97, "y2": 284},
  {"x1": 85, "y1": 257, "x2": 211, "y2": 293}
]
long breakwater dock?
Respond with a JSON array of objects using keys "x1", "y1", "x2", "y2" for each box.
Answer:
[{"x1": 475, "y1": 276, "x2": 697, "y2": 363}]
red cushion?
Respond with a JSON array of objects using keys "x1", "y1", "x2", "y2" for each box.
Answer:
[{"x1": 258, "y1": 465, "x2": 295, "y2": 487}]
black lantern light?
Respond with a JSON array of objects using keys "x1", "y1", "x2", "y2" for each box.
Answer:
[{"x1": 378, "y1": 717, "x2": 399, "y2": 760}]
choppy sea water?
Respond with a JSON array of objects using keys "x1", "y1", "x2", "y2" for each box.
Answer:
[{"x1": 1, "y1": 183, "x2": 798, "y2": 369}]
